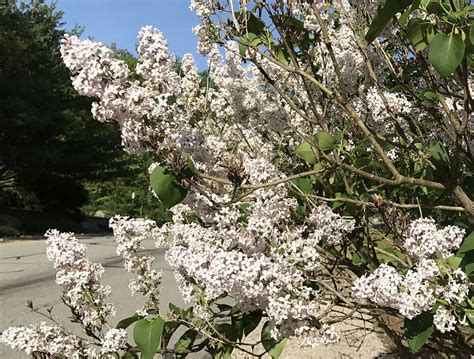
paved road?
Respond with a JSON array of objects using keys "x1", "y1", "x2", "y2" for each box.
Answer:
[{"x1": 0, "y1": 236, "x2": 184, "y2": 358}]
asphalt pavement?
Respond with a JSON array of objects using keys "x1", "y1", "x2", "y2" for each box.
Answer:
[{"x1": 0, "y1": 236, "x2": 184, "y2": 358}]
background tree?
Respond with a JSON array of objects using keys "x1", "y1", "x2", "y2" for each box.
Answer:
[{"x1": 0, "y1": 0, "x2": 164, "y2": 222}]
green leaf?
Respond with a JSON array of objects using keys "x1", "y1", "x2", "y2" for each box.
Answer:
[
  {"x1": 243, "y1": 310, "x2": 263, "y2": 336},
  {"x1": 406, "y1": 18, "x2": 434, "y2": 51},
  {"x1": 208, "y1": 323, "x2": 237, "y2": 359},
  {"x1": 174, "y1": 329, "x2": 197, "y2": 354},
  {"x1": 427, "y1": 141, "x2": 450, "y2": 168},
  {"x1": 428, "y1": 33, "x2": 465, "y2": 77},
  {"x1": 162, "y1": 321, "x2": 180, "y2": 346},
  {"x1": 245, "y1": 11, "x2": 265, "y2": 34},
  {"x1": 133, "y1": 317, "x2": 165, "y2": 359},
  {"x1": 275, "y1": 46, "x2": 290, "y2": 65},
  {"x1": 169, "y1": 304, "x2": 194, "y2": 321},
  {"x1": 122, "y1": 352, "x2": 139, "y2": 359},
  {"x1": 183, "y1": 158, "x2": 196, "y2": 177},
  {"x1": 446, "y1": 255, "x2": 463, "y2": 269},
  {"x1": 117, "y1": 314, "x2": 142, "y2": 330},
  {"x1": 467, "y1": 311, "x2": 474, "y2": 324},
  {"x1": 421, "y1": 89, "x2": 437, "y2": 102},
  {"x1": 239, "y1": 33, "x2": 260, "y2": 57},
  {"x1": 261, "y1": 321, "x2": 287, "y2": 359},
  {"x1": 470, "y1": 24, "x2": 474, "y2": 46},
  {"x1": 352, "y1": 250, "x2": 364, "y2": 265},
  {"x1": 404, "y1": 312, "x2": 434, "y2": 353},
  {"x1": 366, "y1": 0, "x2": 414, "y2": 43},
  {"x1": 426, "y1": 0, "x2": 450, "y2": 14},
  {"x1": 460, "y1": 250, "x2": 474, "y2": 275},
  {"x1": 295, "y1": 141, "x2": 316, "y2": 164},
  {"x1": 457, "y1": 232, "x2": 474, "y2": 255},
  {"x1": 315, "y1": 131, "x2": 337, "y2": 152},
  {"x1": 399, "y1": 0, "x2": 420, "y2": 27},
  {"x1": 389, "y1": 84, "x2": 409, "y2": 93},
  {"x1": 291, "y1": 177, "x2": 313, "y2": 194},
  {"x1": 239, "y1": 42, "x2": 247, "y2": 57},
  {"x1": 150, "y1": 165, "x2": 187, "y2": 209}
]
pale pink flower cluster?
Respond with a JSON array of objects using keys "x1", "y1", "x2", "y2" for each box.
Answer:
[
  {"x1": 438, "y1": 268, "x2": 470, "y2": 304},
  {"x1": 308, "y1": 205, "x2": 355, "y2": 245},
  {"x1": 53, "y1": 1, "x2": 471, "y2": 350},
  {"x1": 403, "y1": 217, "x2": 465, "y2": 261},
  {"x1": 193, "y1": 20, "x2": 214, "y2": 55},
  {"x1": 136, "y1": 26, "x2": 180, "y2": 91},
  {"x1": 289, "y1": 2, "x2": 320, "y2": 31},
  {"x1": 45, "y1": 229, "x2": 115, "y2": 330},
  {"x1": 158, "y1": 159, "x2": 355, "y2": 340},
  {"x1": 300, "y1": 324, "x2": 342, "y2": 348},
  {"x1": 363, "y1": 86, "x2": 413, "y2": 134},
  {"x1": 352, "y1": 259, "x2": 440, "y2": 319},
  {"x1": 60, "y1": 35, "x2": 129, "y2": 98},
  {"x1": 353, "y1": 219, "x2": 470, "y2": 331},
  {"x1": 189, "y1": 0, "x2": 214, "y2": 16},
  {"x1": 109, "y1": 216, "x2": 162, "y2": 314},
  {"x1": 0, "y1": 323, "x2": 83, "y2": 357},
  {"x1": 60, "y1": 28, "x2": 180, "y2": 154},
  {"x1": 433, "y1": 306, "x2": 458, "y2": 333},
  {"x1": 432, "y1": 268, "x2": 470, "y2": 332},
  {"x1": 101, "y1": 328, "x2": 128, "y2": 354},
  {"x1": 60, "y1": 32, "x2": 361, "y2": 340}
]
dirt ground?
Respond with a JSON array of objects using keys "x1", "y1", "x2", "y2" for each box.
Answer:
[{"x1": 233, "y1": 316, "x2": 397, "y2": 359}]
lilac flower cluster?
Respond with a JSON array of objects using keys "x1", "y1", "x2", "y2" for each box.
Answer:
[
  {"x1": 45, "y1": 229, "x2": 115, "y2": 330},
  {"x1": 109, "y1": 216, "x2": 163, "y2": 315},
  {"x1": 353, "y1": 219, "x2": 470, "y2": 333},
  {"x1": 0, "y1": 323, "x2": 83, "y2": 357},
  {"x1": 403, "y1": 217, "x2": 465, "y2": 260}
]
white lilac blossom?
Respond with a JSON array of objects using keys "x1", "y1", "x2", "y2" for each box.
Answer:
[
  {"x1": 45, "y1": 230, "x2": 115, "y2": 330},
  {"x1": 433, "y1": 306, "x2": 457, "y2": 333},
  {"x1": 51, "y1": 1, "x2": 472, "y2": 353},
  {"x1": 308, "y1": 205, "x2": 355, "y2": 245},
  {"x1": 364, "y1": 86, "x2": 413, "y2": 134},
  {"x1": 189, "y1": 0, "x2": 213, "y2": 16},
  {"x1": 353, "y1": 217, "x2": 467, "y2": 320},
  {"x1": 438, "y1": 269, "x2": 470, "y2": 305},
  {"x1": 353, "y1": 259, "x2": 437, "y2": 319},
  {"x1": 159, "y1": 159, "x2": 355, "y2": 340},
  {"x1": 300, "y1": 324, "x2": 342, "y2": 348},
  {"x1": 353, "y1": 257, "x2": 470, "y2": 321},
  {"x1": 109, "y1": 216, "x2": 163, "y2": 314},
  {"x1": 136, "y1": 26, "x2": 180, "y2": 91},
  {"x1": 60, "y1": 34, "x2": 129, "y2": 98},
  {"x1": 0, "y1": 323, "x2": 82, "y2": 357},
  {"x1": 351, "y1": 264, "x2": 402, "y2": 308},
  {"x1": 403, "y1": 218, "x2": 465, "y2": 261},
  {"x1": 398, "y1": 259, "x2": 439, "y2": 319},
  {"x1": 193, "y1": 20, "x2": 214, "y2": 55},
  {"x1": 101, "y1": 328, "x2": 128, "y2": 354}
]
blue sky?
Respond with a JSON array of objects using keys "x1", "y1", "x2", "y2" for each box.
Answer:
[{"x1": 55, "y1": 0, "x2": 208, "y2": 69}]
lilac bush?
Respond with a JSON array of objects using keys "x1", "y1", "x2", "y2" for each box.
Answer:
[{"x1": 2, "y1": 0, "x2": 473, "y2": 357}]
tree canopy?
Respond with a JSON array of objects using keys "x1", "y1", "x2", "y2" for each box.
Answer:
[{"x1": 0, "y1": 0, "x2": 147, "y2": 215}]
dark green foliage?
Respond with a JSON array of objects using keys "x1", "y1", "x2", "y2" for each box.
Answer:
[
  {"x1": 404, "y1": 312, "x2": 435, "y2": 353},
  {"x1": 0, "y1": 1, "x2": 165, "y2": 222},
  {"x1": 261, "y1": 321, "x2": 287, "y2": 358},
  {"x1": 0, "y1": 0, "x2": 128, "y2": 213},
  {"x1": 0, "y1": 224, "x2": 21, "y2": 237}
]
